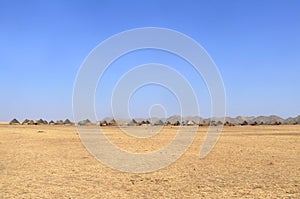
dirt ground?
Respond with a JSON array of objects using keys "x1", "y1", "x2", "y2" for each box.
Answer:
[{"x1": 0, "y1": 124, "x2": 299, "y2": 198}]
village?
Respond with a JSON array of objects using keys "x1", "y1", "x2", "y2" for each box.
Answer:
[{"x1": 8, "y1": 115, "x2": 300, "y2": 127}]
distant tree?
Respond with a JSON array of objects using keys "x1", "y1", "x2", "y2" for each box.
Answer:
[
  {"x1": 274, "y1": 121, "x2": 281, "y2": 125},
  {"x1": 100, "y1": 120, "x2": 107, "y2": 126},
  {"x1": 132, "y1": 119, "x2": 138, "y2": 124},
  {"x1": 165, "y1": 121, "x2": 171, "y2": 126},
  {"x1": 109, "y1": 119, "x2": 117, "y2": 126},
  {"x1": 140, "y1": 120, "x2": 147, "y2": 125},
  {"x1": 174, "y1": 121, "x2": 180, "y2": 126},
  {"x1": 251, "y1": 121, "x2": 258, "y2": 126}
]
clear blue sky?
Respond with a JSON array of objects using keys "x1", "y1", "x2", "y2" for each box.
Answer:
[{"x1": 1, "y1": 0, "x2": 299, "y2": 121}]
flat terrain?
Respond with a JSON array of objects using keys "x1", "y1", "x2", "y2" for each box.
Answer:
[{"x1": 0, "y1": 125, "x2": 299, "y2": 198}]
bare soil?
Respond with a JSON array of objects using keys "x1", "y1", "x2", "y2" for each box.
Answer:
[{"x1": 0, "y1": 125, "x2": 299, "y2": 198}]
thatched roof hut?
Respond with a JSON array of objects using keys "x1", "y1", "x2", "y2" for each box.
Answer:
[
  {"x1": 21, "y1": 119, "x2": 35, "y2": 125},
  {"x1": 22, "y1": 119, "x2": 30, "y2": 125},
  {"x1": 55, "y1": 120, "x2": 64, "y2": 125},
  {"x1": 28, "y1": 120, "x2": 35, "y2": 125},
  {"x1": 63, "y1": 119, "x2": 73, "y2": 125},
  {"x1": 9, "y1": 118, "x2": 20, "y2": 125},
  {"x1": 36, "y1": 119, "x2": 47, "y2": 125},
  {"x1": 187, "y1": 120, "x2": 196, "y2": 126},
  {"x1": 154, "y1": 120, "x2": 164, "y2": 126},
  {"x1": 78, "y1": 119, "x2": 93, "y2": 126}
]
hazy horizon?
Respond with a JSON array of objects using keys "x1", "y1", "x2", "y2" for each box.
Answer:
[
  {"x1": 1, "y1": 1, "x2": 300, "y2": 121},
  {"x1": 3, "y1": 114, "x2": 300, "y2": 123}
]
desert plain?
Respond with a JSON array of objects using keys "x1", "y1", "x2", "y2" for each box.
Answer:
[{"x1": 0, "y1": 124, "x2": 299, "y2": 198}]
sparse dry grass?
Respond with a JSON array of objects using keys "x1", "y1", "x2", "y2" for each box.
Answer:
[{"x1": 0, "y1": 125, "x2": 299, "y2": 198}]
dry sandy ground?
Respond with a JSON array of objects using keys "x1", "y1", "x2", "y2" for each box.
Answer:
[{"x1": 0, "y1": 125, "x2": 299, "y2": 198}]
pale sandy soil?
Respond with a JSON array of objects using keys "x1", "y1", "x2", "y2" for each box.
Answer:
[{"x1": 0, "y1": 125, "x2": 299, "y2": 198}]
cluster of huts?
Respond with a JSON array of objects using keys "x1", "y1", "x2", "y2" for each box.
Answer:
[
  {"x1": 8, "y1": 118, "x2": 198, "y2": 126},
  {"x1": 9, "y1": 117, "x2": 298, "y2": 126},
  {"x1": 9, "y1": 118, "x2": 74, "y2": 125},
  {"x1": 68, "y1": 119, "x2": 223, "y2": 126}
]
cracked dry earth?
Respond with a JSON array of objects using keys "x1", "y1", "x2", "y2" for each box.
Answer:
[{"x1": 0, "y1": 125, "x2": 299, "y2": 198}]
